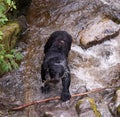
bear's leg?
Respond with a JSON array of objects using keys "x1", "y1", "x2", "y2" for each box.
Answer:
[
  {"x1": 41, "y1": 83, "x2": 50, "y2": 94},
  {"x1": 41, "y1": 63, "x2": 50, "y2": 93},
  {"x1": 41, "y1": 64, "x2": 46, "y2": 82},
  {"x1": 61, "y1": 73, "x2": 71, "y2": 101}
]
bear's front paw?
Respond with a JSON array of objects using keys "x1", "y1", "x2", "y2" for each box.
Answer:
[
  {"x1": 41, "y1": 84, "x2": 50, "y2": 94},
  {"x1": 61, "y1": 92, "x2": 71, "y2": 101}
]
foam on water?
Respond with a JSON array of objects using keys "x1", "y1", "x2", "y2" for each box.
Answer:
[{"x1": 70, "y1": 38, "x2": 120, "y2": 91}]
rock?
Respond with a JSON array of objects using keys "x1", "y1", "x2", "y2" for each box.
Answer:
[
  {"x1": 79, "y1": 18, "x2": 120, "y2": 48},
  {"x1": 108, "y1": 88, "x2": 120, "y2": 117},
  {"x1": 100, "y1": 0, "x2": 120, "y2": 21},
  {"x1": 117, "y1": 105, "x2": 120, "y2": 117},
  {"x1": 116, "y1": 89, "x2": 120, "y2": 116},
  {"x1": 100, "y1": 63, "x2": 120, "y2": 87},
  {"x1": 75, "y1": 98, "x2": 101, "y2": 117},
  {"x1": 0, "y1": 111, "x2": 4, "y2": 117},
  {"x1": 17, "y1": 15, "x2": 28, "y2": 34},
  {"x1": 15, "y1": 0, "x2": 32, "y2": 15},
  {"x1": 43, "y1": 111, "x2": 54, "y2": 117},
  {"x1": 116, "y1": 89, "x2": 120, "y2": 107},
  {"x1": 0, "y1": 22, "x2": 21, "y2": 51}
]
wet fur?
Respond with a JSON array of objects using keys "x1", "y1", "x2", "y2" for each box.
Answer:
[{"x1": 41, "y1": 31, "x2": 72, "y2": 101}]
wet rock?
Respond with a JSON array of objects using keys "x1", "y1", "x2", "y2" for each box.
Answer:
[
  {"x1": 108, "y1": 88, "x2": 120, "y2": 117},
  {"x1": 100, "y1": 0, "x2": 120, "y2": 22},
  {"x1": 15, "y1": 0, "x2": 32, "y2": 15},
  {"x1": 43, "y1": 111, "x2": 54, "y2": 117},
  {"x1": 0, "y1": 22, "x2": 21, "y2": 51},
  {"x1": 17, "y1": 15, "x2": 28, "y2": 35},
  {"x1": 0, "y1": 111, "x2": 3, "y2": 116},
  {"x1": 59, "y1": 112, "x2": 73, "y2": 117},
  {"x1": 100, "y1": 63, "x2": 120, "y2": 86},
  {"x1": 116, "y1": 89, "x2": 120, "y2": 116},
  {"x1": 44, "y1": 111, "x2": 74, "y2": 117},
  {"x1": 70, "y1": 46, "x2": 100, "y2": 68},
  {"x1": 75, "y1": 98, "x2": 101, "y2": 117},
  {"x1": 116, "y1": 89, "x2": 120, "y2": 107},
  {"x1": 79, "y1": 18, "x2": 120, "y2": 48}
]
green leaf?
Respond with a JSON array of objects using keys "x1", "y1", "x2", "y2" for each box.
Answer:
[
  {"x1": 12, "y1": 4, "x2": 16, "y2": 9},
  {"x1": 10, "y1": 59, "x2": 18, "y2": 69},
  {"x1": 0, "y1": 36, "x2": 2, "y2": 40},
  {"x1": 0, "y1": 44, "x2": 5, "y2": 50},
  {"x1": 10, "y1": 49, "x2": 17, "y2": 54},
  {"x1": 1, "y1": 61, "x2": 10, "y2": 72},
  {"x1": 0, "y1": 31, "x2": 3, "y2": 35},
  {"x1": 15, "y1": 52, "x2": 23, "y2": 60},
  {"x1": 0, "y1": 31, "x2": 3, "y2": 40},
  {"x1": 5, "y1": 0, "x2": 16, "y2": 10},
  {"x1": 5, "y1": 54, "x2": 14, "y2": 59},
  {"x1": 7, "y1": 62, "x2": 12, "y2": 71},
  {"x1": 6, "y1": 0, "x2": 11, "y2": 6},
  {"x1": 0, "y1": 4, "x2": 6, "y2": 13},
  {"x1": 0, "y1": 14, "x2": 8, "y2": 24},
  {"x1": 11, "y1": 1, "x2": 16, "y2": 9},
  {"x1": 0, "y1": 55, "x2": 4, "y2": 60}
]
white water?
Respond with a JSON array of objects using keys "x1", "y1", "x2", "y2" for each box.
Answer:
[{"x1": 70, "y1": 37, "x2": 120, "y2": 92}]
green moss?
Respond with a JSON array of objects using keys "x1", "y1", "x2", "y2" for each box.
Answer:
[
  {"x1": 88, "y1": 98, "x2": 102, "y2": 117},
  {"x1": 75, "y1": 99, "x2": 83, "y2": 115},
  {"x1": 75, "y1": 98, "x2": 102, "y2": 117},
  {"x1": 0, "y1": 21, "x2": 23, "y2": 74},
  {"x1": 116, "y1": 88, "x2": 120, "y2": 114},
  {"x1": 0, "y1": 22, "x2": 21, "y2": 51},
  {"x1": 117, "y1": 105, "x2": 120, "y2": 113}
]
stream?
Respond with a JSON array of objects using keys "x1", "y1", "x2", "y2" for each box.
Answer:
[{"x1": 0, "y1": 0, "x2": 120, "y2": 117}]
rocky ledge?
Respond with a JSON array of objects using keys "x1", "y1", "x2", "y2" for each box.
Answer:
[{"x1": 79, "y1": 17, "x2": 120, "y2": 48}]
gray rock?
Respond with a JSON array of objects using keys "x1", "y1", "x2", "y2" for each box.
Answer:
[
  {"x1": 75, "y1": 98, "x2": 101, "y2": 117},
  {"x1": 79, "y1": 18, "x2": 120, "y2": 48},
  {"x1": 100, "y1": 0, "x2": 120, "y2": 21},
  {"x1": 116, "y1": 89, "x2": 120, "y2": 108}
]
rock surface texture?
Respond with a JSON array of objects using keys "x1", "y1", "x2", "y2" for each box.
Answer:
[{"x1": 79, "y1": 17, "x2": 120, "y2": 48}]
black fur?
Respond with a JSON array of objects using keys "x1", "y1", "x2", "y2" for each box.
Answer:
[{"x1": 41, "y1": 31, "x2": 72, "y2": 101}]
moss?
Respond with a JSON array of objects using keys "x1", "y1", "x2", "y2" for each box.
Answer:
[
  {"x1": 116, "y1": 88, "x2": 120, "y2": 115},
  {"x1": 117, "y1": 105, "x2": 120, "y2": 113},
  {"x1": 75, "y1": 98, "x2": 102, "y2": 117},
  {"x1": 75, "y1": 99, "x2": 83, "y2": 115},
  {"x1": 88, "y1": 98, "x2": 102, "y2": 117},
  {"x1": 0, "y1": 22, "x2": 21, "y2": 51}
]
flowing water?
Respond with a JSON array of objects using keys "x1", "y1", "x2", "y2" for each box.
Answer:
[{"x1": 0, "y1": 0, "x2": 120, "y2": 117}]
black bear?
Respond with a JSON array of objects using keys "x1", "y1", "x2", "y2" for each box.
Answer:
[{"x1": 41, "y1": 31, "x2": 72, "y2": 101}]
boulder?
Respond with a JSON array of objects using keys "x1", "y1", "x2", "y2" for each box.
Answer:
[
  {"x1": 79, "y1": 18, "x2": 120, "y2": 48},
  {"x1": 75, "y1": 98, "x2": 101, "y2": 117}
]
